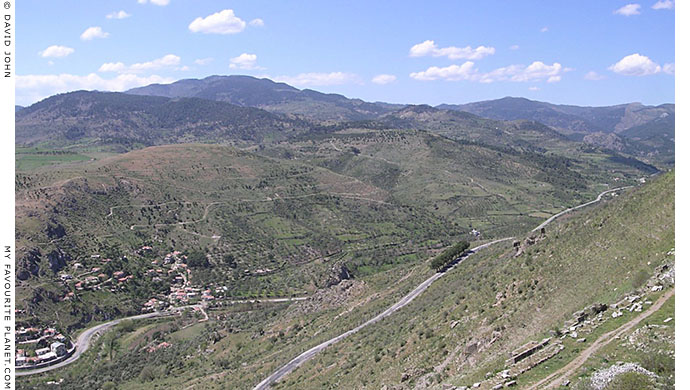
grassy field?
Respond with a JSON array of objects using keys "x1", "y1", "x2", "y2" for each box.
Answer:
[{"x1": 16, "y1": 147, "x2": 94, "y2": 171}]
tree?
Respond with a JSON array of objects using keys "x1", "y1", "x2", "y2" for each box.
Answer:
[
  {"x1": 185, "y1": 249, "x2": 211, "y2": 268},
  {"x1": 430, "y1": 241, "x2": 470, "y2": 271},
  {"x1": 103, "y1": 333, "x2": 120, "y2": 360},
  {"x1": 223, "y1": 254, "x2": 237, "y2": 268}
]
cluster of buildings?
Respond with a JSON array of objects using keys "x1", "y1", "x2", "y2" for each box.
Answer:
[
  {"x1": 60, "y1": 258, "x2": 136, "y2": 298},
  {"x1": 16, "y1": 247, "x2": 233, "y2": 369},
  {"x1": 141, "y1": 249, "x2": 225, "y2": 310},
  {"x1": 16, "y1": 327, "x2": 71, "y2": 367}
]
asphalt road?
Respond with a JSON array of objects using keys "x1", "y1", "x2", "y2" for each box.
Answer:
[
  {"x1": 252, "y1": 186, "x2": 633, "y2": 389},
  {"x1": 16, "y1": 309, "x2": 185, "y2": 376},
  {"x1": 532, "y1": 186, "x2": 632, "y2": 232}
]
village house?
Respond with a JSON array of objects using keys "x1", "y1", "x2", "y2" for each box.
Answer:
[
  {"x1": 51, "y1": 342, "x2": 67, "y2": 356},
  {"x1": 39, "y1": 352, "x2": 57, "y2": 362}
]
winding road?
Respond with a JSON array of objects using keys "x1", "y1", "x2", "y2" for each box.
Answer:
[
  {"x1": 253, "y1": 186, "x2": 633, "y2": 389},
  {"x1": 16, "y1": 311, "x2": 173, "y2": 376},
  {"x1": 16, "y1": 297, "x2": 306, "y2": 377},
  {"x1": 532, "y1": 186, "x2": 633, "y2": 232},
  {"x1": 16, "y1": 186, "x2": 631, "y2": 383}
]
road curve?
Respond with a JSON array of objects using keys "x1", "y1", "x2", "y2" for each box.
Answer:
[
  {"x1": 16, "y1": 309, "x2": 188, "y2": 376},
  {"x1": 532, "y1": 186, "x2": 632, "y2": 232},
  {"x1": 253, "y1": 186, "x2": 633, "y2": 389}
]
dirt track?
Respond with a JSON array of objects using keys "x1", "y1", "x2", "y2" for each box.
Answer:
[{"x1": 524, "y1": 288, "x2": 675, "y2": 390}]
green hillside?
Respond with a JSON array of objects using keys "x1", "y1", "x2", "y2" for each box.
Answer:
[
  {"x1": 16, "y1": 91, "x2": 310, "y2": 150},
  {"x1": 15, "y1": 130, "x2": 652, "y2": 330},
  {"x1": 439, "y1": 97, "x2": 674, "y2": 165},
  {"x1": 17, "y1": 167, "x2": 672, "y2": 390},
  {"x1": 262, "y1": 171, "x2": 674, "y2": 390}
]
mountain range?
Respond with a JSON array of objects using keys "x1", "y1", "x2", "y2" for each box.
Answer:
[
  {"x1": 128, "y1": 75, "x2": 403, "y2": 122},
  {"x1": 15, "y1": 75, "x2": 674, "y2": 165}
]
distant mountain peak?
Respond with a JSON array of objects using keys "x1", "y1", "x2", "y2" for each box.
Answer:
[{"x1": 126, "y1": 74, "x2": 401, "y2": 122}]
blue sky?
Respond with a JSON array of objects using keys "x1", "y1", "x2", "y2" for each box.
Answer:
[{"x1": 16, "y1": 1, "x2": 675, "y2": 107}]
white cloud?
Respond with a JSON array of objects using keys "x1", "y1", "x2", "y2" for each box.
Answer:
[
  {"x1": 98, "y1": 54, "x2": 181, "y2": 73},
  {"x1": 16, "y1": 73, "x2": 174, "y2": 106},
  {"x1": 194, "y1": 57, "x2": 213, "y2": 66},
  {"x1": 410, "y1": 61, "x2": 569, "y2": 83},
  {"x1": 652, "y1": 0, "x2": 674, "y2": 9},
  {"x1": 614, "y1": 4, "x2": 641, "y2": 16},
  {"x1": 274, "y1": 72, "x2": 360, "y2": 87},
  {"x1": 584, "y1": 71, "x2": 605, "y2": 80},
  {"x1": 410, "y1": 62, "x2": 478, "y2": 81},
  {"x1": 371, "y1": 74, "x2": 397, "y2": 85},
  {"x1": 189, "y1": 9, "x2": 247, "y2": 34},
  {"x1": 131, "y1": 54, "x2": 180, "y2": 71},
  {"x1": 510, "y1": 45, "x2": 520, "y2": 50},
  {"x1": 80, "y1": 26, "x2": 110, "y2": 41},
  {"x1": 609, "y1": 53, "x2": 663, "y2": 76},
  {"x1": 249, "y1": 18, "x2": 264, "y2": 27},
  {"x1": 663, "y1": 63, "x2": 675, "y2": 75},
  {"x1": 98, "y1": 62, "x2": 126, "y2": 72},
  {"x1": 540, "y1": 26, "x2": 549, "y2": 33},
  {"x1": 528, "y1": 86, "x2": 540, "y2": 91},
  {"x1": 485, "y1": 61, "x2": 567, "y2": 83},
  {"x1": 106, "y1": 10, "x2": 131, "y2": 19},
  {"x1": 138, "y1": 0, "x2": 170, "y2": 5},
  {"x1": 229, "y1": 53, "x2": 260, "y2": 69},
  {"x1": 38, "y1": 45, "x2": 74, "y2": 58},
  {"x1": 409, "y1": 40, "x2": 495, "y2": 60}
]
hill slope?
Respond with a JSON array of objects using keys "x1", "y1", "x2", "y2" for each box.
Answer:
[
  {"x1": 374, "y1": 104, "x2": 572, "y2": 152},
  {"x1": 17, "y1": 170, "x2": 672, "y2": 390},
  {"x1": 15, "y1": 91, "x2": 309, "y2": 150},
  {"x1": 439, "y1": 97, "x2": 674, "y2": 164},
  {"x1": 258, "y1": 171, "x2": 674, "y2": 390}
]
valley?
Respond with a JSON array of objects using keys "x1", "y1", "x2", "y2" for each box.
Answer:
[{"x1": 13, "y1": 75, "x2": 673, "y2": 390}]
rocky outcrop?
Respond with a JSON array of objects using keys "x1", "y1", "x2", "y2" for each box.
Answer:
[
  {"x1": 45, "y1": 218, "x2": 66, "y2": 239},
  {"x1": 324, "y1": 263, "x2": 353, "y2": 287},
  {"x1": 583, "y1": 132, "x2": 627, "y2": 152},
  {"x1": 17, "y1": 248, "x2": 41, "y2": 280},
  {"x1": 513, "y1": 231, "x2": 546, "y2": 258},
  {"x1": 47, "y1": 248, "x2": 71, "y2": 273},
  {"x1": 30, "y1": 288, "x2": 61, "y2": 305}
]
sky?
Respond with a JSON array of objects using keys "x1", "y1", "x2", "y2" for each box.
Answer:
[{"x1": 16, "y1": 1, "x2": 675, "y2": 107}]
